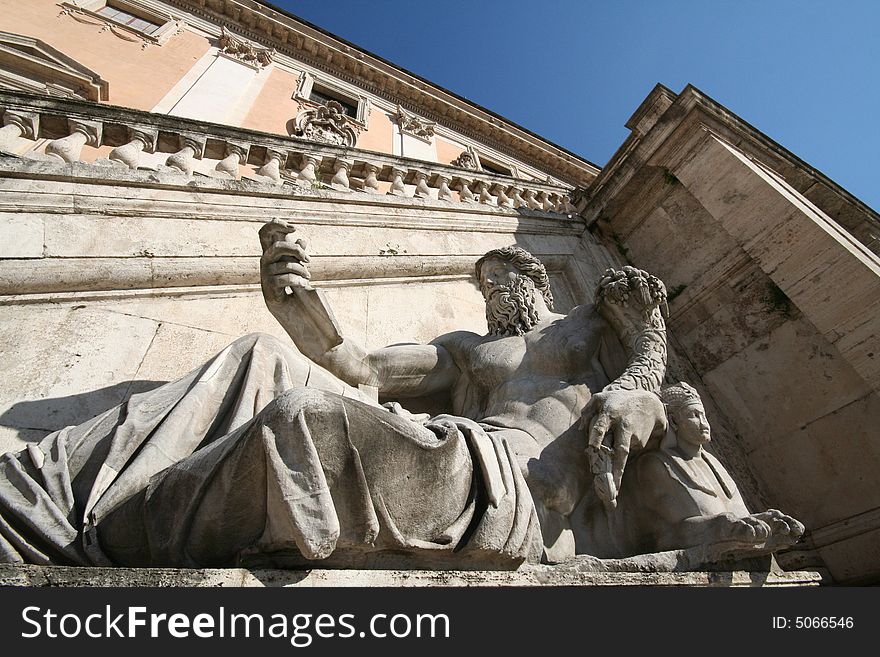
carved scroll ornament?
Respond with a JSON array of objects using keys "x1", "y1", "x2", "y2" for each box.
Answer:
[
  {"x1": 294, "y1": 100, "x2": 359, "y2": 148},
  {"x1": 219, "y1": 26, "x2": 274, "y2": 68}
]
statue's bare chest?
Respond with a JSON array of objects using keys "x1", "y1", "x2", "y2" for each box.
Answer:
[{"x1": 464, "y1": 311, "x2": 601, "y2": 388}]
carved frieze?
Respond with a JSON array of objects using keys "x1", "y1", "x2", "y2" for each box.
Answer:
[
  {"x1": 395, "y1": 104, "x2": 435, "y2": 142},
  {"x1": 218, "y1": 26, "x2": 274, "y2": 68}
]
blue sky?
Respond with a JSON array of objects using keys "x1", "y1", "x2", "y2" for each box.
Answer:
[{"x1": 275, "y1": 0, "x2": 879, "y2": 211}]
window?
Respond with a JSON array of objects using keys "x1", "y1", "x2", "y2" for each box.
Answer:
[
  {"x1": 475, "y1": 153, "x2": 516, "y2": 177},
  {"x1": 97, "y1": 5, "x2": 163, "y2": 36},
  {"x1": 478, "y1": 159, "x2": 512, "y2": 176},
  {"x1": 293, "y1": 71, "x2": 371, "y2": 128},
  {"x1": 58, "y1": 1, "x2": 181, "y2": 47},
  {"x1": 308, "y1": 86, "x2": 357, "y2": 118}
]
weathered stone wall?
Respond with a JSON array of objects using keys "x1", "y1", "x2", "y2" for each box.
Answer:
[
  {"x1": 582, "y1": 86, "x2": 880, "y2": 583},
  {"x1": 0, "y1": 156, "x2": 599, "y2": 456}
]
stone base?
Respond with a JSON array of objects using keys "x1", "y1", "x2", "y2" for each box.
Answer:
[{"x1": 0, "y1": 564, "x2": 822, "y2": 587}]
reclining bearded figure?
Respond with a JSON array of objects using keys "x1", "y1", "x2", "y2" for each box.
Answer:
[{"x1": 0, "y1": 219, "x2": 803, "y2": 570}]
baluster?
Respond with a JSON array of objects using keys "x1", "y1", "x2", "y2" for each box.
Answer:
[
  {"x1": 330, "y1": 158, "x2": 353, "y2": 191},
  {"x1": 492, "y1": 184, "x2": 513, "y2": 208},
  {"x1": 165, "y1": 135, "x2": 205, "y2": 176},
  {"x1": 560, "y1": 195, "x2": 576, "y2": 214},
  {"x1": 257, "y1": 148, "x2": 285, "y2": 183},
  {"x1": 455, "y1": 177, "x2": 475, "y2": 203},
  {"x1": 296, "y1": 154, "x2": 321, "y2": 186},
  {"x1": 508, "y1": 186, "x2": 526, "y2": 209},
  {"x1": 538, "y1": 191, "x2": 554, "y2": 212},
  {"x1": 523, "y1": 189, "x2": 542, "y2": 210},
  {"x1": 363, "y1": 162, "x2": 381, "y2": 193},
  {"x1": 432, "y1": 173, "x2": 454, "y2": 202},
  {"x1": 475, "y1": 180, "x2": 494, "y2": 205},
  {"x1": 215, "y1": 142, "x2": 248, "y2": 178},
  {"x1": 552, "y1": 193, "x2": 570, "y2": 214},
  {"x1": 413, "y1": 170, "x2": 431, "y2": 198},
  {"x1": 0, "y1": 111, "x2": 39, "y2": 151},
  {"x1": 387, "y1": 166, "x2": 407, "y2": 196},
  {"x1": 108, "y1": 128, "x2": 157, "y2": 169},
  {"x1": 45, "y1": 119, "x2": 102, "y2": 163}
]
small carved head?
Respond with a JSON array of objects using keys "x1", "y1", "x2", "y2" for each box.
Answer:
[{"x1": 660, "y1": 382, "x2": 711, "y2": 447}]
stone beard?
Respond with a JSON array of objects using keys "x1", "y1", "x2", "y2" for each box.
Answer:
[{"x1": 485, "y1": 274, "x2": 540, "y2": 336}]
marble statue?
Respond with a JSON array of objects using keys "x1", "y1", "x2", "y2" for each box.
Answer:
[
  {"x1": 577, "y1": 381, "x2": 805, "y2": 563},
  {"x1": 0, "y1": 219, "x2": 803, "y2": 570},
  {"x1": 613, "y1": 382, "x2": 804, "y2": 560}
]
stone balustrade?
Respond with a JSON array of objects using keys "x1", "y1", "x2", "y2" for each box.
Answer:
[{"x1": 0, "y1": 90, "x2": 576, "y2": 214}]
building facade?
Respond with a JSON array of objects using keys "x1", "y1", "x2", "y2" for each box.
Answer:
[{"x1": 0, "y1": 0, "x2": 878, "y2": 583}]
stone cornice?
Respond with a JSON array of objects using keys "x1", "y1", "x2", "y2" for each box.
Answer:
[
  {"x1": 161, "y1": 0, "x2": 599, "y2": 186},
  {"x1": 580, "y1": 84, "x2": 880, "y2": 250}
]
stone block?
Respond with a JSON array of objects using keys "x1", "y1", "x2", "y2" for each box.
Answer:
[
  {"x1": 101, "y1": 292, "x2": 287, "y2": 340},
  {"x1": 364, "y1": 279, "x2": 486, "y2": 350},
  {"x1": 703, "y1": 318, "x2": 872, "y2": 452},
  {"x1": 44, "y1": 215, "x2": 265, "y2": 258},
  {"x1": 0, "y1": 305, "x2": 158, "y2": 432},
  {"x1": 0, "y1": 213, "x2": 43, "y2": 258},
  {"x1": 816, "y1": 526, "x2": 880, "y2": 584},
  {"x1": 133, "y1": 321, "x2": 246, "y2": 384},
  {"x1": 745, "y1": 391, "x2": 880, "y2": 529},
  {"x1": 0, "y1": 564, "x2": 822, "y2": 588}
]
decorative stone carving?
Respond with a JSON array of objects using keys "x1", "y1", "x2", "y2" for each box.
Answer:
[
  {"x1": 450, "y1": 149, "x2": 477, "y2": 170},
  {"x1": 45, "y1": 118, "x2": 102, "y2": 163},
  {"x1": 165, "y1": 135, "x2": 205, "y2": 175},
  {"x1": 296, "y1": 154, "x2": 321, "y2": 186},
  {"x1": 475, "y1": 180, "x2": 494, "y2": 205},
  {"x1": 329, "y1": 158, "x2": 353, "y2": 191},
  {"x1": 586, "y1": 266, "x2": 669, "y2": 511},
  {"x1": 218, "y1": 26, "x2": 274, "y2": 68},
  {"x1": 538, "y1": 190, "x2": 554, "y2": 212},
  {"x1": 293, "y1": 100, "x2": 359, "y2": 148},
  {"x1": 395, "y1": 104, "x2": 435, "y2": 142},
  {"x1": 57, "y1": 2, "x2": 182, "y2": 50},
  {"x1": 523, "y1": 188, "x2": 542, "y2": 210},
  {"x1": 413, "y1": 170, "x2": 431, "y2": 198},
  {"x1": 609, "y1": 382, "x2": 805, "y2": 561},
  {"x1": 432, "y1": 172, "x2": 455, "y2": 202},
  {"x1": 214, "y1": 143, "x2": 248, "y2": 178},
  {"x1": 0, "y1": 110, "x2": 39, "y2": 151},
  {"x1": 108, "y1": 127, "x2": 157, "y2": 169},
  {"x1": 0, "y1": 228, "x2": 805, "y2": 570},
  {"x1": 293, "y1": 71, "x2": 370, "y2": 129},
  {"x1": 508, "y1": 186, "x2": 526, "y2": 209},
  {"x1": 256, "y1": 148, "x2": 286, "y2": 183},
  {"x1": 362, "y1": 163, "x2": 380, "y2": 193},
  {"x1": 455, "y1": 177, "x2": 475, "y2": 203},
  {"x1": 387, "y1": 166, "x2": 406, "y2": 196},
  {"x1": 492, "y1": 184, "x2": 513, "y2": 208},
  {"x1": 0, "y1": 30, "x2": 109, "y2": 101}
]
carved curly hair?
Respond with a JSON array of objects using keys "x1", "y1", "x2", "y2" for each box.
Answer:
[{"x1": 475, "y1": 246, "x2": 554, "y2": 311}]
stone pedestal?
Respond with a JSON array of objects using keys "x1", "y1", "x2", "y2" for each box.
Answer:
[{"x1": 0, "y1": 564, "x2": 822, "y2": 588}]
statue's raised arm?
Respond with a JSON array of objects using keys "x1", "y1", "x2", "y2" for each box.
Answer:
[
  {"x1": 581, "y1": 266, "x2": 670, "y2": 511},
  {"x1": 259, "y1": 219, "x2": 460, "y2": 399}
]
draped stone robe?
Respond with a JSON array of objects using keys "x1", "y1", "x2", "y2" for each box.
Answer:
[{"x1": 0, "y1": 334, "x2": 541, "y2": 569}]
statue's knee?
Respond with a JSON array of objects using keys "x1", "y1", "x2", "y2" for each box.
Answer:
[{"x1": 272, "y1": 387, "x2": 335, "y2": 421}]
